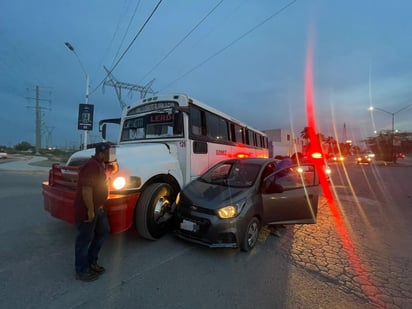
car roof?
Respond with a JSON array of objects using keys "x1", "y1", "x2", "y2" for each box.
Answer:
[{"x1": 221, "y1": 158, "x2": 277, "y2": 166}]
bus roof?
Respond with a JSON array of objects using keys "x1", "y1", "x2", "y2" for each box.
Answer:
[{"x1": 135, "y1": 93, "x2": 266, "y2": 136}]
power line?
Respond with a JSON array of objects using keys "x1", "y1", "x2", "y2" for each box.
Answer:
[
  {"x1": 111, "y1": 0, "x2": 142, "y2": 68},
  {"x1": 90, "y1": 0, "x2": 163, "y2": 96},
  {"x1": 160, "y1": 0, "x2": 297, "y2": 92},
  {"x1": 138, "y1": 0, "x2": 225, "y2": 84},
  {"x1": 92, "y1": 1, "x2": 135, "y2": 78}
]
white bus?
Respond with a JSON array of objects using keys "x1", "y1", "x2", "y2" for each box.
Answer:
[{"x1": 43, "y1": 94, "x2": 268, "y2": 240}]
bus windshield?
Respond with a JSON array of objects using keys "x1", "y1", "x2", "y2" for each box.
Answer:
[{"x1": 121, "y1": 111, "x2": 184, "y2": 141}]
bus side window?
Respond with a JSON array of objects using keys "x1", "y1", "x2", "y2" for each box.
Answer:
[
  {"x1": 190, "y1": 105, "x2": 206, "y2": 136},
  {"x1": 192, "y1": 125, "x2": 201, "y2": 135}
]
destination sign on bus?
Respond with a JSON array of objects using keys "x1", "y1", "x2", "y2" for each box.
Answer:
[
  {"x1": 128, "y1": 101, "x2": 178, "y2": 116},
  {"x1": 149, "y1": 113, "x2": 174, "y2": 123}
]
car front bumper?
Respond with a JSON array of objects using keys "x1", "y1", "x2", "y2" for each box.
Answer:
[{"x1": 174, "y1": 211, "x2": 245, "y2": 249}]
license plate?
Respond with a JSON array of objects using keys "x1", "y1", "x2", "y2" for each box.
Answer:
[{"x1": 180, "y1": 219, "x2": 197, "y2": 232}]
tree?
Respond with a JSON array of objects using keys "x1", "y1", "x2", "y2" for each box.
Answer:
[
  {"x1": 14, "y1": 141, "x2": 33, "y2": 151},
  {"x1": 325, "y1": 136, "x2": 337, "y2": 154},
  {"x1": 352, "y1": 145, "x2": 361, "y2": 155},
  {"x1": 364, "y1": 131, "x2": 412, "y2": 161},
  {"x1": 300, "y1": 127, "x2": 310, "y2": 143}
]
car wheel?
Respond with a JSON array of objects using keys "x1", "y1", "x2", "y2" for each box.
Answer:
[
  {"x1": 136, "y1": 183, "x2": 176, "y2": 240},
  {"x1": 240, "y1": 217, "x2": 260, "y2": 252}
]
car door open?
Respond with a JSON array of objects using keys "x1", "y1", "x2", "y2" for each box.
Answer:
[{"x1": 261, "y1": 164, "x2": 320, "y2": 225}]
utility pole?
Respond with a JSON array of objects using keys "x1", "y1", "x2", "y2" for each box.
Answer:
[
  {"x1": 369, "y1": 104, "x2": 412, "y2": 163},
  {"x1": 26, "y1": 85, "x2": 51, "y2": 154},
  {"x1": 65, "y1": 42, "x2": 91, "y2": 150}
]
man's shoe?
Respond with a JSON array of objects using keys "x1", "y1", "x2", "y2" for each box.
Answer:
[
  {"x1": 90, "y1": 263, "x2": 105, "y2": 274},
  {"x1": 76, "y1": 270, "x2": 99, "y2": 282}
]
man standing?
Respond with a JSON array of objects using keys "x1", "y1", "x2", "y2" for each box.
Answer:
[{"x1": 74, "y1": 142, "x2": 111, "y2": 282}]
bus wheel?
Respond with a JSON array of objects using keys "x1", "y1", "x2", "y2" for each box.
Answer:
[{"x1": 136, "y1": 183, "x2": 176, "y2": 240}]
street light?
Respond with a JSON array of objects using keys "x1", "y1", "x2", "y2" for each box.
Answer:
[
  {"x1": 64, "y1": 42, "x2": 90, "y2": 150},
  {"x1": 368, "y1": 104, "x2": 412, "y2": 163}
]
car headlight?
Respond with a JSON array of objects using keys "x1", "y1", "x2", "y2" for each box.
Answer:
[
  {"x1": 175, "y1": 192, "x2": 181, "y2": 205},
  {"x1": 110, "y1": 176, "x2": 141, "y2": 191},
  {"x1": 217, "y1": 199, "x2": 246, "y2": 219}
]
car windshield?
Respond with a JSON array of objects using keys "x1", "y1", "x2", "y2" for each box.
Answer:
[{"x1": 199, "y1": 161, "x2": 261, "y2": 188}]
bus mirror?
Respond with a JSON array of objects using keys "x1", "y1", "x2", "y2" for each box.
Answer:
[
  {"x1": 175, "y1": 106, "x2": 189, "y2": 113},
  {"x1": 100, "y1": 124, "x2": 107, "y2": 140}
]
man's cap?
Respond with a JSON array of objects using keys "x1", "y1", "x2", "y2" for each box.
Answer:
[{"x1": 95, "y1": 142, "x2": 111, "y2": 154}]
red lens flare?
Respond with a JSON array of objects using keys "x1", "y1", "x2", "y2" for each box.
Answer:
[{"x1": 304, "y1": 41, "x2": 383, "y2": 306}]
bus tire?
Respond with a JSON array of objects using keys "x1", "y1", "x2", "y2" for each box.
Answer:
[{"x1": 136, "y1": 183, "x2": 176, "y2": 240}]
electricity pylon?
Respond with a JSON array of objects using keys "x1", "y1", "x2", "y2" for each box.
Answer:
[{"x1": 103, "y1": 66, "x2": 157, "y2": 110}]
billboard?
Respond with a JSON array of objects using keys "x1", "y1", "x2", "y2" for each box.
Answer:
[{"x1": 78, "y1": 103, "x2": 94, "y2": 131}]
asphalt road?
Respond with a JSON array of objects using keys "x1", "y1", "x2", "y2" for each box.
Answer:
[{"x1": 1, "y1": 155, "x2": 411, "y2": 308}]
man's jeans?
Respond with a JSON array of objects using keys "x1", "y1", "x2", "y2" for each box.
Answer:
[{"x1": 75, "y1": 207, "x2": 110, "y2": 274}]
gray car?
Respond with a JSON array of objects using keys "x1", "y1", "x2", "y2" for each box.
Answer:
[{"x1": 174, "y1": 158, "x2": 320, "y2": 252}]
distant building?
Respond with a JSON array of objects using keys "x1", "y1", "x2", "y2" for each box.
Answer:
[{"x1": 263, "y1": 128, "x2": 303, "y2": 158}]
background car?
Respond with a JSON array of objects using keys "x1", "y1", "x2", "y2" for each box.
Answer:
[
  {"x1": 357, "y1": 154, "x2": 372, "y2": 164},
  {"x1": 0, "y1": 151, "x2": 8, "y2": 159},
  {"x1": 174, "y1": 158, "x2": 320, "y2": 252},
  {"x1": 331, "y1": 155, "x2": 345, "y2": 162},
  {"x1": 396, "y1": 152, "x2": 406, "y2": 159}
]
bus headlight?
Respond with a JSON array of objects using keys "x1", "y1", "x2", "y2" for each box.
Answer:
[
  {"x1": 113, "y1": 177, "x2": 126, "y2": 190},
  {"x1": 111, "y1": 176, "x2": 141, "y2": 191}
]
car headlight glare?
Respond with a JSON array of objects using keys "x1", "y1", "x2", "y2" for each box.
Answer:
[
  {"x1": 217, "y1": 199, "x2": 246, "y2": 219},
  {"x1": 175, "y1": 192, "x2": 181, "y2": 205},
  {"x1": 217, "y1": 206, "x2": 237, "y2": 219}
]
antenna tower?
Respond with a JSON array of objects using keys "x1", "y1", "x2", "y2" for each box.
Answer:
[{"x1": 342, "y1": 123, "x2": 347, "y2": 142}]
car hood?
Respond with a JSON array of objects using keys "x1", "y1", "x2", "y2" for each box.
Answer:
[{"x1": 181, "y1": 179, "x2": 252, "y2": 210}]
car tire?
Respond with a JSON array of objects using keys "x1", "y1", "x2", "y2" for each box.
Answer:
[
  {"x1": 240, "y1": 217, "x2": 260, "y2": 252},
  {"x1": 136, "y1": 183, "x2": 176, "y2": 240}
]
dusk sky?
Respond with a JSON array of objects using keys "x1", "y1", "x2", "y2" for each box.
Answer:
[{"x1": 1, "y1": 0, "x2": 412, "y2": 149}]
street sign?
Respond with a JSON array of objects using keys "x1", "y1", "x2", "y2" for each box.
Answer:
[{"x1": 78, "y1": 103, "x2": 94, "y2": 131}]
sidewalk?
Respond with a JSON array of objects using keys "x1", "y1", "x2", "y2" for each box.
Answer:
[
  {"x1": 374, "y1": 156, "x2": 412, "y2": 166},
  {"x1": 0, "y1": 156, "x2": 52, "y2": 172}
]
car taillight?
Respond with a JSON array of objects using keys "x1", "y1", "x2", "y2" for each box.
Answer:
[
  {"x1": 311, "y1": 152, "x2": 323, "y2": 159},
  {"x1": 235, "y1": 153, "x2": 249, "y2": 159}
]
